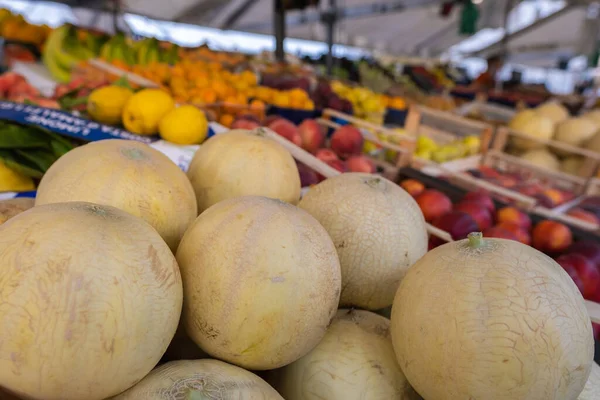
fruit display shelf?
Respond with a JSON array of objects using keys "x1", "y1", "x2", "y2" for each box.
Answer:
[{"x1": 404, "y1": 105, "x2": 494, "y2": 172}]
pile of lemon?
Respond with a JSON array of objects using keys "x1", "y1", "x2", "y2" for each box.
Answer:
[{"x1": 87, "y1": 85, "x2": 208, "y2": 145}]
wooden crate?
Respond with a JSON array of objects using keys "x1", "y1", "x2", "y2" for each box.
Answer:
[
  {"x1": 491, "y1": 127, "x2": 600, "y2": 194},
  {"x1": 454, "y1": 100, "x2": 516, "y2": 125},
  {"x1": 404, "y1": 105, "x2": 495, "y2": 174}
]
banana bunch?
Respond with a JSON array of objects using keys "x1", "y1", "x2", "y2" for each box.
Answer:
[
  {"x1": 42, "y1": 25, "x2": 95, "y2": 83},
  {"x1": 161, "y1": 42, "x2": 180, "y2": 65},
  {"x1": 134, "y1": 37, "x2": 180, "y2": 65},
  {"x1": 135, "y1": 37, "x2": 160, "y2": 65},
  {"x1": 99, "y1": 32, "x2": 135, "y2": 66}
]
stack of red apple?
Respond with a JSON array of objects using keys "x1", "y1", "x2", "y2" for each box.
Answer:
[
  {"x1": 236, "y1": 114, "x2": 377, "y2": 187},
  {"x1": 469, "y1": 166, "x2": 576, "y2": 209},
  {"x1": 0, "y1": 72, "x2": 59, "y2": 108},
  {"x1": 402, "y1": 177, "x2": 600, "y2": 338}
]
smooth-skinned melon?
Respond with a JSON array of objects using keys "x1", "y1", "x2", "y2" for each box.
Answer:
[
  {"x1": 113, "y1": 359, "x2": 283, "y2": 399},
  {"x1": 186, "y1": 129, "x2": 301, "y2": 214},
  {"x1": 298, "y1": 173, "x2": 428, "y2": 310},
  {"x1": 554, "y1": 117, "x2": 598, "y2": 149},
  {"x1": 0, "y1": 202, "x2": 183, "y2": 400},
  {"x1": 535, "y1": 101, "x2": 569, "y2": 124},
  {"x1": 35, "y1": 139, "x2": 197, "y2": 251},
  {"x1": 391, "y1": 232, "x2": 594, "y2": 400},
  {"x1": 176, "y1": 196, "x2": 341, "y2": 370},
  {"x1": 509, "y1": 109, "x2": 555, "y2": 150},
  {"x1": 271, "y1": 309, "x2": 422, "y2": 400}
]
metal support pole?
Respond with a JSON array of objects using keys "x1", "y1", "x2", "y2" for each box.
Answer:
[
  {"x1": 322, "y1": 0, "x2": 337, "y2": 77},
  {"x1": 274, "y1": 0, "x2": 286, "y2": 62}
]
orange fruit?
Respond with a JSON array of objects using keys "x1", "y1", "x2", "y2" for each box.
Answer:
[{"x1": 219, "y1": 113, "x2": 234, "y2": 128}]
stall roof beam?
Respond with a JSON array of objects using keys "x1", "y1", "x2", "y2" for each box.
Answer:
[
  {"x1": 471, "y1": 2, "x2": 578, "y2": 57},
  {"x1": 172, "y1": 0, "x2": 229, "y2": 24},
  {"x1": 235, "y1": 0, "x2": 440, "y2": 32}
]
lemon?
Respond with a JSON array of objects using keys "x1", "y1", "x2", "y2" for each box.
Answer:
[
  {"x1": 0, "y1": 160, "x2": 35, "y2": 192},
  {"x1": 122, "y1": 89, "x2": 175, "y2": 135},
  {"x1": 87, "y1": 85, "x2": 133, "y2": 125},
  {"x1": 159, "y1": 105, "x2": 208, "y2": 145}
]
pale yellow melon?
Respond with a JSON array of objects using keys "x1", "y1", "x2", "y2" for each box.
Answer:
[
  {"x1": 0, "y1": 197, "x2": 34, "y2": 225},
  {"x1": 114, "y1": 359, "x2": 283, "y2": 399},
  {"x1": 391, "y1": 232, "x2": 594, "y2": 400},
  {"x1": 0, "y1": 202, "x2": 182, "y2": 400},
  {"x1": 271, "y1": 309, "x2": 422, "y2": 400},
  {"x1": 35, "y1": 139, "x2": 197, "y2": 251},
  {"x1": 554, "y1": 117, "x2": 598, "y2": 149},
  {"x1": 535, "y1": 101, "x2": 569, "y2": 124},
  {"x1": 509, "y1": 110, "x2": 555, "y2": 150},
  {"x1": 186, "y1": 130, "x2": 301, "y2": 213},
  {"x1": 298, "y1": 173, "x2": 428, "y2": 310},
  {"x1": 176, "y1": 196, "x2": 341, "y2": 370}
]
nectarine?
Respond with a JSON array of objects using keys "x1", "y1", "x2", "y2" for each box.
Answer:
[
  {"x1": 330, "y1": 125, "x2": 364, "y2": 159},
  {"x1": 496, "y1": 206, "x2": 532, "y2": 230},
  {"x1": 400, "y1": 179, "x2": 425, "y2": 197},
  {"x1": 462, "y1": 191, "x2": 495, "y2": 214},
  {"x1": 415, "y1": 189, "x2": 452, "y2": 222},
  {"x1": 298, "y1": 119, "x2": 325, "y2": 153},
  {"x1": 567, "y1": 208, "x2": 600, "y2": 225},
  {"x1": 482, "y1": 226, "x2": 519, "y2": 241},
  {"x1": 345, "y1": 155, "x2": 375, "y2": 173},
  {"x1": 496, "y1": 221, "x2": 531, "y2": 245},
  {"x1": 454, "y1": 201, "x2": 493, "y2": 230},
  {"x1": 268, "y1": 118, "x2": 302, "y2": 147},
  {"x1": 532, "y1": 220, "x2": 573, "y2": 254}
]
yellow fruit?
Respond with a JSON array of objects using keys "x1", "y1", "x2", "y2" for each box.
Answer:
[
  {"x1": 0, "y1": 160, "x2": 35, "y2": 192},
  {"x1": 87, "y1": 85, "x2": 133, "y2": 125},
  {"x1": 159, "y1": 105, "x2": 208, "y2": 145},
  {"x1": 122, "y1": 89, "x2": 175, "y2": 135}
]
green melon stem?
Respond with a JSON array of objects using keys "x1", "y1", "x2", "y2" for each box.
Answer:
[{"x1": 468, "y1": 232, "x2": 484, "y2": 248}]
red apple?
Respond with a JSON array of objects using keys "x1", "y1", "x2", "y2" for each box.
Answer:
[
  {"x1": 400, "y1": 179, "x2": 425, "y2": 197},
  {"x1": 268, "y1": 118, "x2": 302, "y2": 147},
  {"x1": 566, "y1": 241, "x2": 600, "y2": 270},
  {"x1": 496, "y1": 206, "x2": 532, "y2": 230},
  {"x1": 264, "y1": 115, "x2": 281, "y2": 126},
  {"x1": 556, "y1": 253, "x2": 600, "y2": 300},
  {"x1": 298, "y1": 119, "x2": 325, "y2": 153},
  {"x1": 297, "y1": 162, "x2": 319, "y2": 187},
  {"x1": 430, "y1": 211, "x2": 479, "y2": 248},
  {"x1": 454, "y1": 201, "x2": 493, "y2": 231},
  {"x1": 231, "y1": 118, "x2": 261, "y2": 130},
  {"x1": 482, "y1": 226, "x2": 519, "y2": 241},
  {"x1": 567, "y1": 208, "x2": 600, "y2": 225},
  {"x1": 415, "y1": 189, "x2": 452, "y2": 222},
  {"x1": 496, "y1": 222, "x2": 531, "y2": 245},
  {"x1": 317, "y1": 159, "x2": 347, "y2": 182},
  {"x1": 345, "y1": 155, "x2": 375, "y2": 173},
  {"x1": 532, "y1": 220, "x2": 573, "y2": 254},
  {"x1": 593, "y1": 323, "x2": 600, "y2": 341},
  {"x1": 462, "y1": 191, "x2": 495, "y2": 214},
  {"x1": 315, "y1": 148, "x2": 339, "y2": 163},
  {"x1": 330, "y1": 125, "x2": 364, "y2": 159},
  {"x1": 562, "y1": 265, "x2": 586, "y2": 296}
]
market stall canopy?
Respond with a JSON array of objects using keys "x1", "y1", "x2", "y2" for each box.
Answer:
[{"x1": 20, "y1": 0, "x2": 600, "y2": 66}]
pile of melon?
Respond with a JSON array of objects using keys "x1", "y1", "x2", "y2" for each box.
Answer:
[
  {"x1": 508, "y1": 101, "x2": 600, "y2": 176},
  {"x1": 0, "y1": 129, "x2": 598, "y2": 400}
]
